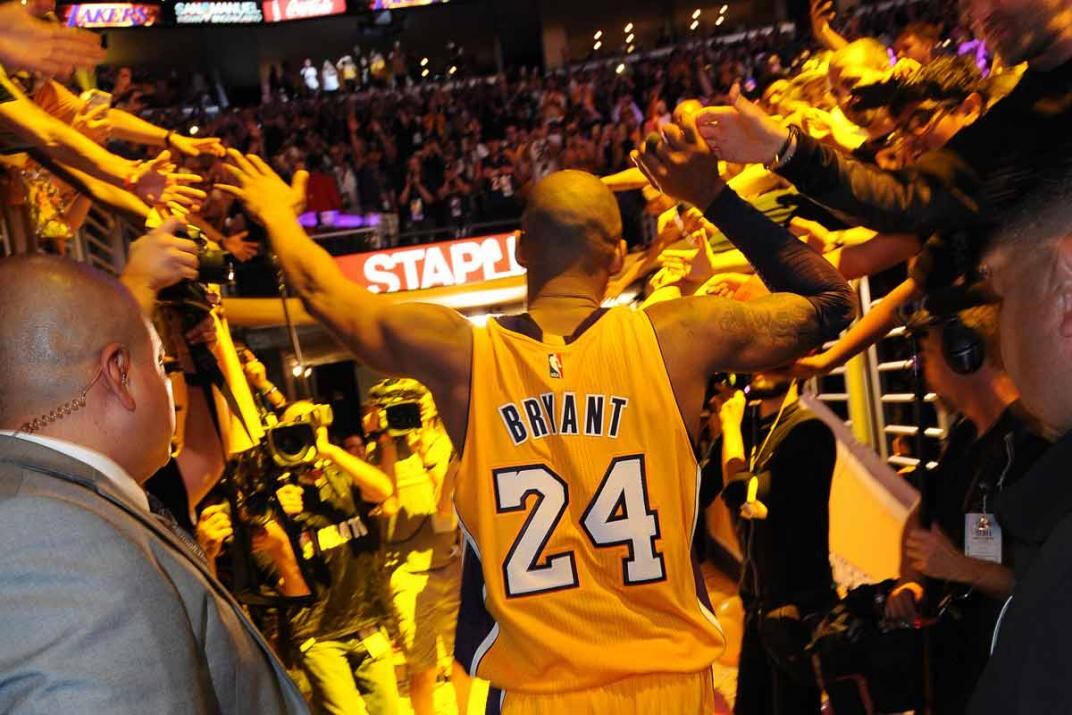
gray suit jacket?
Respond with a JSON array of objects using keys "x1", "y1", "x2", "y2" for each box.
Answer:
[{"x1": 0, "y1": 435, "x2": 309, "y2": 714}]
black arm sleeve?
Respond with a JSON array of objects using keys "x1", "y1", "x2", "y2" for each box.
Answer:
[
  {"x1": 776, "y1": 133, "x2": 980, "y2": 235},
  {"x1": 704, "y1": 188, "x2": 857, "y2": 340}
]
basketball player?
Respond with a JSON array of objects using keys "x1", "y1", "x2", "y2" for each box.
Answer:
[{"x1": 218, "y1": 120, "x2": 855, "y2": 712}]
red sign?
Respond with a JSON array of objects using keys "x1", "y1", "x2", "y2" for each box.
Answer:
[
  {"x1": 336, "y1": 232, "x2": 525, "y2": 294},
  {"x1": 370, "y1": 0, "x2": 448, "y2": 8},
  {"x1": 262, "y1": 0, "x2": 345, "y2": 22},
  {"x1": 61, "y1": 3, "x2": 159, "y2": 27}
]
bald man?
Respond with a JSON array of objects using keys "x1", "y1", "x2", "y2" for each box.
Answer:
[
  {"x1": 827, "y1": 38, "x2": 898, "y2": 159},
  {"x1": 0, "y1": 255, "x2": 307, "y2": 714},
  {"x1": 220, "y1": 146, "x2": 854, "y2": 712}
]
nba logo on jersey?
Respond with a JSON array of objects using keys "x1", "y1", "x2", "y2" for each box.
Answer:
[{"x1": 548, "y1": 353, "x2": 564, "y2": 379}]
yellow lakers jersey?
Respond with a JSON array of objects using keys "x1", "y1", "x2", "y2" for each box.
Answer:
[{"x1": 454, "y1": 307, "x2": 725, "y2": 694}]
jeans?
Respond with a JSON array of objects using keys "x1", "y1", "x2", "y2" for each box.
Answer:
[{"x1": 301, "y1": 632, "x2": 400, "y2": 715}]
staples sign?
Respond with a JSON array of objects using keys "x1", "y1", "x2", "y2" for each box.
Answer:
[
  {"x1": 336, "y1": 232, "x2": 525, "y2": 294},
  {"x1": 262, "y1": 0, "x2": 345, "y2": 22},
  {"x1": 61, "y1": 3, "x2": 160, "y2": 27}
]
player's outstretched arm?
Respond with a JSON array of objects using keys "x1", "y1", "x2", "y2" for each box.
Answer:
[
  {"x1": 637, "y1": 120, "x2": 855, "y2": 436},
  {"x1": 218, "y1": 150, "x2": 472, "y2": 390},
  {"x1": 636, "y1": 122, "x2": 856, "y2": 362}
]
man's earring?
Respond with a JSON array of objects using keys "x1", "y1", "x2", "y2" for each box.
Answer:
[{"x1": 121, "y1": 372, "x2": 129, "y2": 387}]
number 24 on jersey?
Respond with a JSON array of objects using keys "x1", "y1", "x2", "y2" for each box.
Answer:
[{"x1": 493, "y1": 454, "x2": 666, "y2": 598}]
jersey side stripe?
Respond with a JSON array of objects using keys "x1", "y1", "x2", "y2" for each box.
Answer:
[
  {"x1": 456, "y1": 519, "x2": 500, "y2": 676},
  {"x1": 484, "y1": 687, "x2": 505, "y2": 715},
  {"x1": 690, "y1": 464, "x2": 725, "y2": 638}
]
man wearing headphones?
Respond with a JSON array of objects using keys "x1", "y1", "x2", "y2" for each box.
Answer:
[
  {"x1": 884, "y1": 305, "x2": 1049, "y2": 713},
  {"x1": 703, "y1": 374, "x2": 837, "y2": 715}
]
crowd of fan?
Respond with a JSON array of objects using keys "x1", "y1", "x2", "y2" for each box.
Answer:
[{"x1": 84, "y1": 0, "x2": 965, "y2": 248}]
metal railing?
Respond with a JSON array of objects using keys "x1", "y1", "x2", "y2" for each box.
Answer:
[
  {"x1": 809, "y1": 274, "x2": 949, "y2": 469},
  {"x1": 69, "y1": 205, "x2": 133, "y2": 276}
]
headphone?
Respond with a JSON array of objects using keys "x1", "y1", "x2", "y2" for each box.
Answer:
[
  {"x1": 939, "y1": 315, "x2": 985, "y2": 375},
  {"x1": 911, "y1": 282, "x2": 991, "y2": 376}
]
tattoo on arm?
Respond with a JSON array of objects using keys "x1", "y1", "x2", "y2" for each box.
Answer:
[{"x1": 711, "y1": 295, "x2": 822, "y2": 370}]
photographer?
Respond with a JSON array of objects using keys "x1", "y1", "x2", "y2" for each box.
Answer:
[
  {"x1": 365, "y1": 379, "x2": 467, "y2": 715},
  {"x1": 199, "y1": 398, "x2": 399, "y2": 714},
  {"x1": 881, "y1": 306, "x2": 1048, "y2": 713},
  {"x1": 703, "y1": 375, "x2": 836, "y2": 715}
]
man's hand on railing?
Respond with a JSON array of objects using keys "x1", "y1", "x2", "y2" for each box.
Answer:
[{"x1": 0, "y1": 4, "x2": 105, "y2": 79}]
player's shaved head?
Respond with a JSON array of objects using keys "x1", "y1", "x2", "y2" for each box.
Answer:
[
  {"x1": 521, "y1": 170, "x2": 623, "y2": 285},
  {"x1": 0, "y1": 255, "x2": 148, "y2": 427}
]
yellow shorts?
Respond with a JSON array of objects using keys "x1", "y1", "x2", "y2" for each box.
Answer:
[{"x1": 474, "y1": 669, "x2": 717, "y2": 715}]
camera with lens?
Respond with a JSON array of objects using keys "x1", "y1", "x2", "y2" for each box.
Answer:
[
  {"x1": 265, "y1": 403, "x2": 334, "y2": 467},
  {"x1": 181, "y1": 224, "x2": 235, "y2": 285},
  {"x1": 220, "y1": 403, "x2": 335, "y2": 605},
  {"x1": 152, "y1": 223, "x2": 241, "y2": 439},
  {"x1": 367, "y1": 378, "x2": 431, "y2": 436},
  {"x1": 155, "y1": 224, "x2": 235, "y2": 312}
]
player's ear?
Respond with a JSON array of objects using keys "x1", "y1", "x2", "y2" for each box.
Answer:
[{"x1": 609, "y1": 239, "x2": 627, "y2": 275}]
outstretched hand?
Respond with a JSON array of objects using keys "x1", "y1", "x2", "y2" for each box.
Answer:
[
  {"x1": 696, "y1": 85, "x2": 791, "y2": 165},
  {"x1": 810, "y1": 0, "x2": 837, "y2": 31},
  {"x1": 633, "y1": 121, "x2": 723, "y2": 210},
  {"x1": 169, "y1": 134, "x2": 227, "y2": 159},
  {"x1": 0, "y1": 4, "x2": 105, "y2": 79},
  {"x1": 217, "y1": 149, "x2": 309, "y2": 225},
  {"x1": 72, "y1": 102, "x2": 111, "y2": 144},
  {"x1": 130, "y1": 150, "x2": 203, "y2": 207}
]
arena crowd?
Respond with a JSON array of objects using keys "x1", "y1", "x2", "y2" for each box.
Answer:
[{"x1": 1, "y1": 0, "x2": 1071, "y2": 713}]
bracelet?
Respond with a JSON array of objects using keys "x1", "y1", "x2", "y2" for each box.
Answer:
[{"x1": 764, "y1": 126, "x2": 799, "y2": 172}]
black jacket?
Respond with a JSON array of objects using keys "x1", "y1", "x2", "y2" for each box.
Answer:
[
  {"x1": 968, "y1": 431, "x2": 1072, "y2": 714},
  {"x1": 777, "y1": 60, "x2": 1072, "y2": 287}
]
